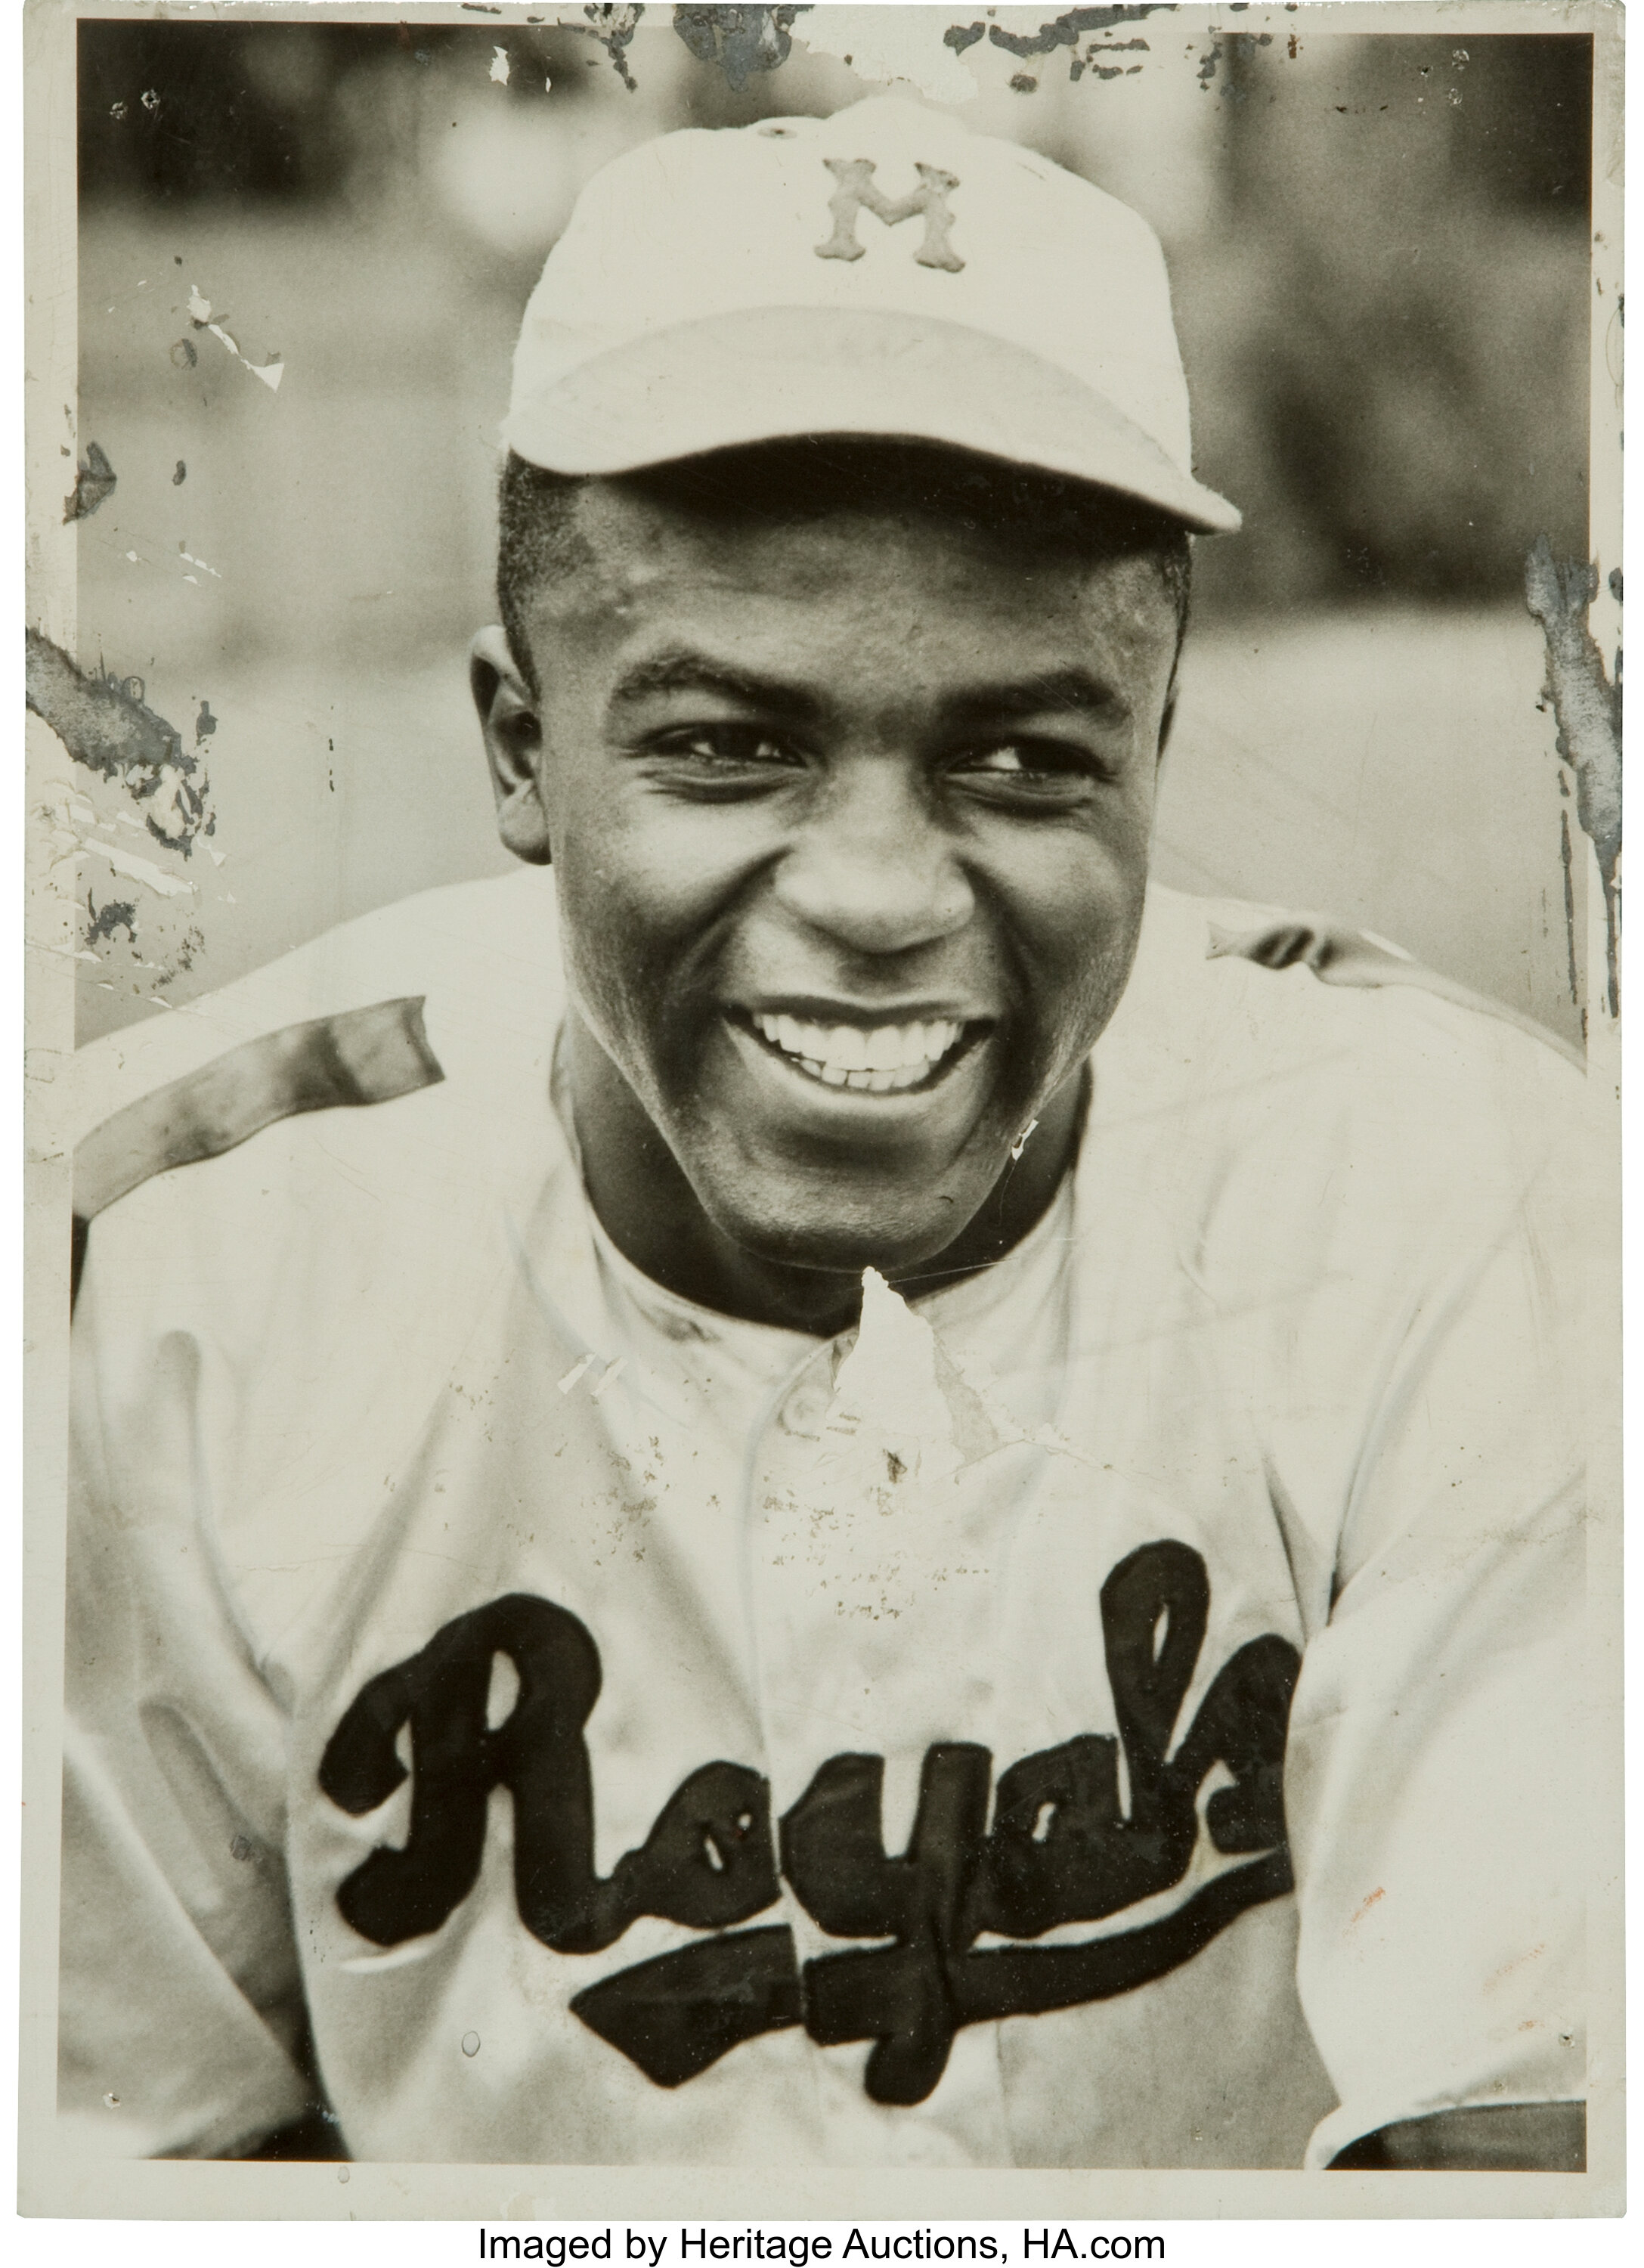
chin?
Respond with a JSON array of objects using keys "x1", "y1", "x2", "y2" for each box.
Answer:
[{"x1": 705, "y1": 1179, "x2": 981, "y2": 1284}]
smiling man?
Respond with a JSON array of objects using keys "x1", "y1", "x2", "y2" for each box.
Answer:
[
  {"x1": 62, "y1": 98, "x2": 1587, "y2": 2177},
  {"x1": 473, "y1": 439, "x2": 1180, "y2": 1333}
]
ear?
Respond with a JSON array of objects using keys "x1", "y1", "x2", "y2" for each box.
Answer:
[{"x1": 470, "y1": 625, "x2": 553, "y2": 866}]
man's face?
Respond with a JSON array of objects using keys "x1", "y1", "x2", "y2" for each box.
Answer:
[{"x1": 498, "y1": 480, "x2": 1178, "y2": 1284}]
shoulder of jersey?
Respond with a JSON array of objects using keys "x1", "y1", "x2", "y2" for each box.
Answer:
[
  {"x1": 70, "y1": 869, "x2": 562, "y2": 1301},
  {"x1": 1098, "y1": 881, "x2": 1585, "y2": 1120}
]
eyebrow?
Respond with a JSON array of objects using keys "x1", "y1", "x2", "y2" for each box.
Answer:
[
  {"x1": 606, "y1": 651, "x2": 1127, "y2": 730},
  {"x1": 939, "y1": 668, "x2": 1129, "y2": 726},
  {"x1": 606, "y1": 651, "x2": 824, "y2": 722}
]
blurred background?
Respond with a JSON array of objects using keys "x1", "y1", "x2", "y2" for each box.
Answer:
[{"x1": 66, "y1": 7, "x2": 1595, "y2": 1046}]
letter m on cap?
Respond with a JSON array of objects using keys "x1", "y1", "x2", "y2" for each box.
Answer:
[{"x1": 815, "y1": 159, "x2": 964, "y2": 272}]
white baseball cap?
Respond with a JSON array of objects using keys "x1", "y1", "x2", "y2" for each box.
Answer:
[{"x1": 503, "y1": 96, "x2": 1240, "y2": 534}]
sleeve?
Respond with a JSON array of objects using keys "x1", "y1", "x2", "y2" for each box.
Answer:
[
  {"x1": 1283, "y1": 1098, "x2": 1591, "y2": 2170},
  {"x1": 58, "y1": 1251, "x2": 315, "y2": 2161}
]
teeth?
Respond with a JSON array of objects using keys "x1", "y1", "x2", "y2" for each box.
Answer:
[{"x1": 751, "y1": 1012, "x2": 965, "y2": 1089}]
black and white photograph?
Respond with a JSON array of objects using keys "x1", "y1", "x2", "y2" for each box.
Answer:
[{"x1": 19, "y1": 0, "x2": 1624, "y2": 2223}]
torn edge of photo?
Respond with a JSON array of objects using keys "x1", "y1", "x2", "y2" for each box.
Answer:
[{"x1": 19, "y1": 0, "x2": 1625, "y2": 2225}]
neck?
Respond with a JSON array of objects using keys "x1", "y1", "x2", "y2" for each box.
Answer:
[{"x1": 562, "y1": 1015, "x2": 1085, "y2": 1337}]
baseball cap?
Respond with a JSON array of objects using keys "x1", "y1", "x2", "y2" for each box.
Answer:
[{"x1": 503, "y1": 96, "x2": 1240, "y2": 534}]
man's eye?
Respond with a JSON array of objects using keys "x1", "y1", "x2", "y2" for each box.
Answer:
[
  {"x1": 652, "y1": 727, "x2": 800, "y2": 769},
  {"x1": 954, "y1": 741, "x2": 1104, "y2": 786}
]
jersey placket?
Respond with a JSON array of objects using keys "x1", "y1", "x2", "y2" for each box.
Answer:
[{"x1": 744, "y1": 1278, "x2": 1072, "y2": 2165}]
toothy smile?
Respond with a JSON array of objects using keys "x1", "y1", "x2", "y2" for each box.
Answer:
[{"x1": 745, "y1": 1011, "x2": 972, "y2": 1093}]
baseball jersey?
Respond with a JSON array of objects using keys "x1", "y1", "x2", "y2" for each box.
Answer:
[{"x1": 60, "y1": 867, "x2": 1588, "y2": 2169}]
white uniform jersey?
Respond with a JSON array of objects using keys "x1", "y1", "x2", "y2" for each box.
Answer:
[{"x1": 60, "y1": 870, "x2": 1587, "y2": 2169}]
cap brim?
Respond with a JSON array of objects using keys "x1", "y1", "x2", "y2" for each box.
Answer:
[{"x1": 504, "y1": 306, "x2": 1241, "y2": 535}]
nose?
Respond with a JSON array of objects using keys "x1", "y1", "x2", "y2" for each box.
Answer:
[{"x1": 772, "y1": 758, "x2": 975, "y2": 956}]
